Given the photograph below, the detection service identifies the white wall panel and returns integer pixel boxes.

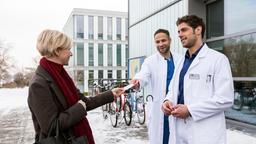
[84,43,88,66]
[129,0,187,59]
[129,0,180,25]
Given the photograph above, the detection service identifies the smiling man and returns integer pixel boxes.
[130,29,182,144]
[162,15,234,144]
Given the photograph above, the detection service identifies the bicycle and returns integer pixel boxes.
[109,82,132,127]
[126,89,146,125]
[92,79,112,119]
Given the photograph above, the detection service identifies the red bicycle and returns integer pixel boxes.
[109,83,132,127]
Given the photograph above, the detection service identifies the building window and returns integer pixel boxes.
[116,44,122,66]
[88,70,94,89]
[98,70,103,79]
[88,16,94,39]
[206,0,224,38]
[98,43,103,66]
[208,33,256,78]
[125,70,128,79]
[88,43,94,66]
[117,70,122,79]
[77,43,84,65]
[107,44,112,66]
[207,32,256,124]
[125,18,128,40]
[89,70,94,80]
[224,0,256,35]
[76,70,84,92]
[98,16,103,40]
[76,70,84,82]
[76,15,84,39]
[108,70,112,78]
[116,18,121,40]
[107,17,112,40]
[125,44,128,66]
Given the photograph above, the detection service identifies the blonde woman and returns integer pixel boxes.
[28,29,124,144]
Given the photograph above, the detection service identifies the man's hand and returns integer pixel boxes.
[171,104,190,119]
[130,79,140,89]
[162,100,175,116]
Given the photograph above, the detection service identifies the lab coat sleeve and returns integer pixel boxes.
[187,56,234,122]
[133,58,151,88]
[164,78,175,104]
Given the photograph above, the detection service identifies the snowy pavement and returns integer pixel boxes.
[0,87,255,144]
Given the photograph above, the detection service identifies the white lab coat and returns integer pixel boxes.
[166,44,234,144]
[134,52,182,144]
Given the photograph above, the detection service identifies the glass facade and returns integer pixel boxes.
[68,11,127,93]
[116,18,121,40]
[98,16,103,40]
[98,43,103,66]
[76,15,84,39]
[107,17,113,40]
[76,43,84,65]
[88,43,94,66]
[225,0,256,35]
[88,16,94,39]
[207,0,256,38]
[116,44,122,66]
[206,0,224,38]
[206,0,256,125]
[107,44,113,66]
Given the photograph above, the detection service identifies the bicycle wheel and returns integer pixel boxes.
[109,98,121,127]
[232,91,243,110]
[136,96,146,125]
[124,101,132,126]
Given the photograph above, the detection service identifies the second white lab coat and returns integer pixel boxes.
[134,52,182,144]
[166,44,234,144]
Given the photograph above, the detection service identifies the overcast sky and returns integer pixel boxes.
[0,0,128,70]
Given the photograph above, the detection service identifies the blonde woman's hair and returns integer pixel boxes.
[36,29,72,57]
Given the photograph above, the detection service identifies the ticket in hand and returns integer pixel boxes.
[123,84,135,91]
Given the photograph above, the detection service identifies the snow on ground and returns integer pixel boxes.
[0,87,255,144]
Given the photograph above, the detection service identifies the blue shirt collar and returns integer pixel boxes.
[185,43,204,59]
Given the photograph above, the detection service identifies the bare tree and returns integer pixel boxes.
[0,39,13,86]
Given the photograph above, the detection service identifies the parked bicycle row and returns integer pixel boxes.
[90,79,153,128]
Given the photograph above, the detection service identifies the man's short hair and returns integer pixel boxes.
[176,15,205,38]
[37,29,72,57]
[154,29,170,37]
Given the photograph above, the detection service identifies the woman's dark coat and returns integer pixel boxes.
[28,66,114,142]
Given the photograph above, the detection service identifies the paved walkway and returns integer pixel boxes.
[0,107,34,144]
[0,106,255,144]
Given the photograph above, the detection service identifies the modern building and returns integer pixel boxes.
[63,8,128,93]
[129,0,256,125]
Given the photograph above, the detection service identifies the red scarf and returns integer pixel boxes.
[40,57,94,144]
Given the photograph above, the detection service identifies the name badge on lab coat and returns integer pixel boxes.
[189,74,200,80]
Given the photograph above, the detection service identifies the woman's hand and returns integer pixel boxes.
[111,88,125,99]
